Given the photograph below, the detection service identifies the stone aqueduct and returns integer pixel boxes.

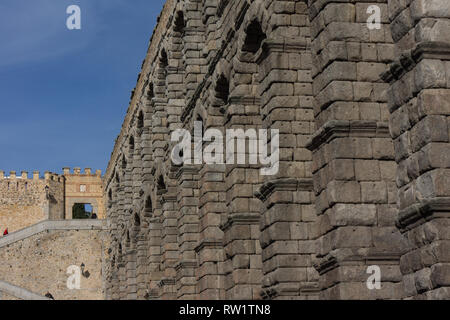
[103,0,450,300]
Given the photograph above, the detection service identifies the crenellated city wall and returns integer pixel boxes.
[0,167,107,301]
[0,170,64,233]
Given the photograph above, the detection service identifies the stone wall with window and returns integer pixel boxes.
[0,167,104,233]
[63,167,105,220]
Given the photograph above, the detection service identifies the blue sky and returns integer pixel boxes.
[0,0,165,176]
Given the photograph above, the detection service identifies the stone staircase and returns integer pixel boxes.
[0,280,51,300]
[0,219,107,300]
[0,219,106,248]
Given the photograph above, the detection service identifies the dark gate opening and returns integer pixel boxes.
[72,203,96,219]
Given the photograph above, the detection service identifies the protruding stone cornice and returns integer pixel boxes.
[175,165,200,180]
[160,192,177,204]
[220,213,260,232]
[152,97,169,106]
[381,41,450,84]
[228,96,261,105]
[157,278,176,288]
[256,38,308,64]
[397,197,450,233]
[148,217,161,224]
[306,120,390,151]
[183,26,206,35]
[255,178,313,203]
[314,255,338,275]
[194,238,223,253]
[314,250,402,275]
[261,282,319,300]
[174,260,198,272]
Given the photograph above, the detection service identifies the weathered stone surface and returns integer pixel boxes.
[0,168,104,233]
[99,0,450,301]
[0,221,107,300]
[385,0,450,300]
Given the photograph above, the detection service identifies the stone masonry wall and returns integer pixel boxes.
[103,0,450,300]
[0,168,105,234]
[0,226,107,300]
[0,292,19,300]
[0,171,64,233]
[307,0,408,299]
[382,0,450,299]
[63,167,105,220]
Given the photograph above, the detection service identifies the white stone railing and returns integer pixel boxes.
[0,219,106,248]
[0,280,52,300]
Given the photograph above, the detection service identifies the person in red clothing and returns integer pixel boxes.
[3,228,8,236]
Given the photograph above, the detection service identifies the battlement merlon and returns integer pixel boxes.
[0,170,63,181]
[0,168,102,180]
[62,167,102,177]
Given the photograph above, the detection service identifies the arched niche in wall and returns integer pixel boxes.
[137,111,144,131]
[156,175,167,194]
[174,10,186,33]
[215,74,230,110]
[242,19,266,54]
[144,195,153,216]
